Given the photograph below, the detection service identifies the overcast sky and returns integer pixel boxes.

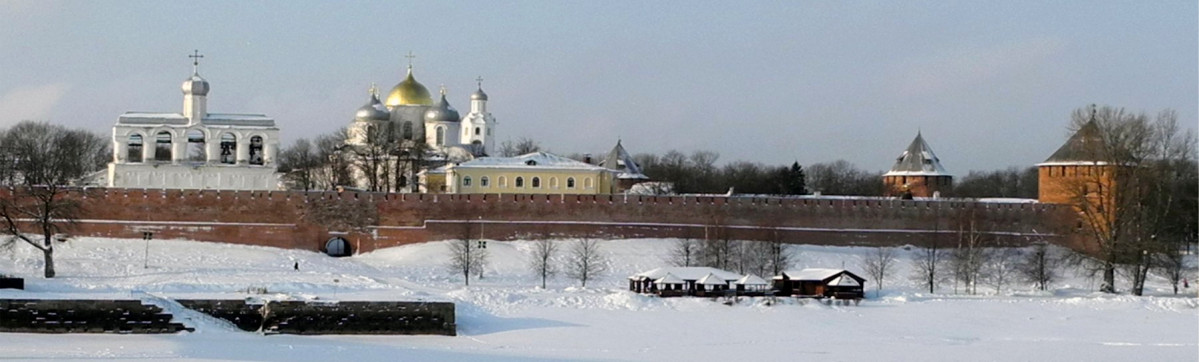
[0,1,1194,172]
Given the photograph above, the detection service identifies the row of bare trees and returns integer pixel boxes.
[446,224,610,288]
[666,226,795,278]
[1059,106,1196,295]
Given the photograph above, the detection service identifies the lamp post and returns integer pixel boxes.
[142,231,153,269]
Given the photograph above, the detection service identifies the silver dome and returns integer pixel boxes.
[182,74,209,96]
[424,93,460,124]
[355,94,390,121]
[470,88,488,101]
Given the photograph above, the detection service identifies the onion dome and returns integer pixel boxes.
[470,87,488,101]
[355,90,390,121]
[385,67,433,107]
[181,73,209,96]
[424,88,460,124]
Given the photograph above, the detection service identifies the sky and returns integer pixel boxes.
[0,1,1195,172]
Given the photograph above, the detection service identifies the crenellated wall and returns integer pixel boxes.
[3,188,1083,254]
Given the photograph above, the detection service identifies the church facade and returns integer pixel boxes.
[344,62,497,193]
[106,54,282,190]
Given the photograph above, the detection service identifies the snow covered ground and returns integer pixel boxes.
[1,237,1195,361]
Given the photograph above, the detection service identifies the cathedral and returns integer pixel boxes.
[343,60,497,192]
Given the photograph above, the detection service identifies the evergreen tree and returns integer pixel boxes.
[786,161,807,195]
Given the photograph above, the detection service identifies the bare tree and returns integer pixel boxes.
[1056,105,1195,295]
[911,243,944,294]
[949,208,987,295]
[313,129,352,190]
[667,237,700,267]
[349,123,398,192]
[499,137,542,157]
[1019,242,1059,291]
[447,223,488,286]
[529,239,558,288]
[0,121,107,278]
[565,238,608,288]
[861,247,897,297]
[982,248,1018,294]
[278,138,322,191]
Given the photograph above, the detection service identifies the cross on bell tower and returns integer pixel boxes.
[476,76,484,89]
[189,50,204,74]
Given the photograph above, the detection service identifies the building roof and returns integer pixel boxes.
[883,132,950,177]
[734,274,769,285]
[452,152,610,171]
[630,267,743,282]
[653,273,685,285]
[773,268,865,284]
[117,112,275,127]
[826,275,862,287]
[598,140,648,180]
[1038,120,1108,166]
[696,273,729,285]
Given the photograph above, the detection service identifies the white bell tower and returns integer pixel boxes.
[460,76,496,156]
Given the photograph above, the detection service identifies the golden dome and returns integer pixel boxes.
[385,67,433,107]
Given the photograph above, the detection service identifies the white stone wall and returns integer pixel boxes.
[107,163,281,190]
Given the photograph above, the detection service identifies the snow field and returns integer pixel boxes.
[0,236,1195,361]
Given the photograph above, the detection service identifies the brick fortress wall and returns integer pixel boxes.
[9,188,1083,254]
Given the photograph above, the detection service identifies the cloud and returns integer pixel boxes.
[0,83,72,128]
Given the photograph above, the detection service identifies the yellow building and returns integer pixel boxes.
[438,152,618,194]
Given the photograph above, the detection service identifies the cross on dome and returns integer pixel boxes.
[189,50,204,74]
[405,51,416,69]
[475,76,484,89]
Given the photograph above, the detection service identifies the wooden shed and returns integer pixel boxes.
[772,269,866,299]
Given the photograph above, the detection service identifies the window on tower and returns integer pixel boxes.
[436,126,446,146]
[127,134,144,163]
[154,131,173,162]
[249,136,264,165]
[475,127,480,135]
[219,133,237,164]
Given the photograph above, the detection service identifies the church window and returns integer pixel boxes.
[436,126,446,146]
[567,177,575,188]
[186,130,206,163]
[154,131,173,162]
[463,176,472,187]
[249,136,264,165]
[516,177,525,188]
[219,133,236,164]
[475,127,480,135]
[498,176,507,187]
[532,177,541,188]
[127,134,143,163]
[402,122,414,140]
[584,177,593,189]
[550,177,558,188]
[480,176,490,187]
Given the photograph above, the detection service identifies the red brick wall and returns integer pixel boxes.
[5,188,1083,254]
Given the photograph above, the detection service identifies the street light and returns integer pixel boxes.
[142,231,153,269]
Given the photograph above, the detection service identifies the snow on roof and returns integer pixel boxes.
[452,152,610,171]
[653,273,685,285]
[631,267,743,282]
[827,275,861,287]
[696,273,729,285]
[598,140,648,179]
[883,132,950,177]
[734,274,769,285]
[774,268,846,281]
